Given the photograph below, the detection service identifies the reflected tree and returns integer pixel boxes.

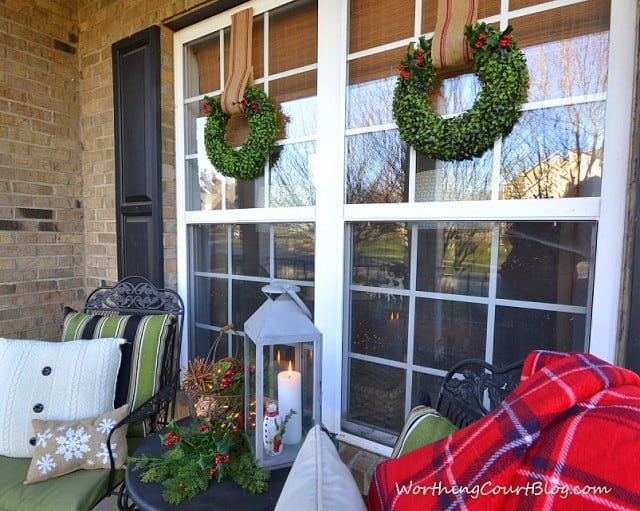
[501,33,607,199]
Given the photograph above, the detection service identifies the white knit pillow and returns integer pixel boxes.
[0,337,125,458]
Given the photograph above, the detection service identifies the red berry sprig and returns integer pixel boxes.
[162,431,180,447]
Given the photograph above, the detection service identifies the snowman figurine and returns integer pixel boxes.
[263,401,283,456]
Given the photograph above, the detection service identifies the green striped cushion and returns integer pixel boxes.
[391,406,458,458]
[61,310,175,437]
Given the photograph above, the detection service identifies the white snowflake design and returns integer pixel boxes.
[96,417,117,435]
[36,453,56,475]
[95,442,117,465]
[36,428,53,448]
[55,427,91,462]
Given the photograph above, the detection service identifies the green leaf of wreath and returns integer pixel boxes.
[393,22,529,162]
[203,85,278,180]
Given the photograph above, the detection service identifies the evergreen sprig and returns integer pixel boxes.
[129,415,270,505]
[393,22,529,161]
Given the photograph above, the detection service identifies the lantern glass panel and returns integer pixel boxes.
[244,337,319,468]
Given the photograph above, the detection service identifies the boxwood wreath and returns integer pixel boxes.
[393,22,529,161]
[203,85,277,180]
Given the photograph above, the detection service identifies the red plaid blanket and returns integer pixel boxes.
[369,351,640,510]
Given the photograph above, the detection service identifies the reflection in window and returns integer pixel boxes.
[494,307,586,367]
[346,131,408,204]
[270,142,316,207]
[274,223,315,281]
[523,32,608,102]
[413,298,487,370]
[497,222,596,306]
[346,359,405,433]
[501,103,604,199]
[416,223,492,297]
[344,220,596,442]
[415,150,493,202]
[346,75,396,130]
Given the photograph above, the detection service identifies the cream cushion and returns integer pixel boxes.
[0,338,125,458]
[275,425,367,511]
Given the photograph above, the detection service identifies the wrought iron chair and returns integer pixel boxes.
[82,276,185,510]
[435,358,524,428]
[0,276,184,511]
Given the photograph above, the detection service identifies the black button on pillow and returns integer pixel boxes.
[33,403,44,413]
[29,437,36,446]
[42,366,52,376]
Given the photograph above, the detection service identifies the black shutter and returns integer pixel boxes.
[112,26,164,287]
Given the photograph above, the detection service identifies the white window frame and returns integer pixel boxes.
[174,0,638,455]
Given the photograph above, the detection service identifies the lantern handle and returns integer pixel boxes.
[262,280,312,320]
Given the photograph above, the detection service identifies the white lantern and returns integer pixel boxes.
[243,282,322,469]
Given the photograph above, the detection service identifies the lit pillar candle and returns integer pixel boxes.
[277,361,302,444]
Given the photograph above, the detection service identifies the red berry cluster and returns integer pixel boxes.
[215,454,231,465]
[163,432,180,447]
[398,47,426,80]
[499,33,511,48]
[240,98,260,114]
[219,368,236,391]
[474,32,488,48]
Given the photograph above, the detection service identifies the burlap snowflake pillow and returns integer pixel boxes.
[25,404,129,484]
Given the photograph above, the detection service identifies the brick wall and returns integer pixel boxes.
[0,1,83,339]
[0,0,205,338]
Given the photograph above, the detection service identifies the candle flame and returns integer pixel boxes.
[277,350,281,363]
[288,360,293,375]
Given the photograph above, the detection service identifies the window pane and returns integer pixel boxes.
[350,290,408,362]
[413,298,487,370]
[346,131,408,204]
[416,222,492,296]
[270,73,317,139]
[514,1,609,56]
[231,279,268,330]
[352,222,410,288]
[346,359,405,433]
[270,142,316,207]
[497,222,596,306]
[411,372,444,410]
[193,224,228,273]
[416,151,492,201]
[347,53,396,129]
[269,0,318,74]
[501,103,605,199]
[523,32,608,103]
[194,276,228,326]
[274,223,315,281]
[186,33,221,97]
[349,0,414,53]
[494,307,587,366]
[232,224,270,277]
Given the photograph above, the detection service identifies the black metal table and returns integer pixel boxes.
[125,425,290,511]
